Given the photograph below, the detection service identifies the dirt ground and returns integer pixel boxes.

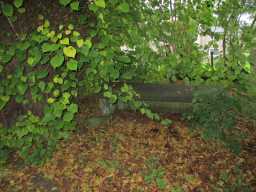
[0,98,255,192]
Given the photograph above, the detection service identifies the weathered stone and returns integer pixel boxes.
[84,116,110,128]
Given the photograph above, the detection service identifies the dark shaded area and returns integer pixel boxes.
[0,0,89,43]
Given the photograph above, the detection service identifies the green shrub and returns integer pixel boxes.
[235,73,256,121]
[190,87,242,154]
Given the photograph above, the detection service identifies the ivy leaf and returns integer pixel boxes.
[62,92,71,105]
[0,96,10,110]
[59,0,72,7]
[17,83,28,95]
[42,112,55,124]
[67,59,78,71]
[50,53,64,68]
[47,97,55,104]
[53,102,65,118]
[53,89,60,97]
[70,1,79,11]
[0,48,15,63]
[38,81,46,91]
[2,3,14,17]
[41,43,60,53]
[67,103,78,113]
[103,91,117,103]
[43,20,50,28]
[36,70,49,79]
[95,0,105,8]
[16,41,31,51]
[60,37,70,45]
[76,39,84,48]
[84,39,92,49]
[72,31,80,37]
[13,0,23,8]
[27,47,42,66]
[68,24,74,30]
[63,46,76,58]
[117,3,130,13]
[63,111,74,122]
[45,82,54,93]
[53,75,63,84]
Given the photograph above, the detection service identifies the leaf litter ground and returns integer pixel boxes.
[0,98,256,192]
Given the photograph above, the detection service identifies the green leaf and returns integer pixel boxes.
[57,33,63,39]
[70,1,79,11]
[117,55,131,63]
[63,46,76,58]
[62,92,71,104]
[41,43,60,52]
[60,37,70,45]
[160,119,172,126]
[59,0,72,6]
[50,53,64,68]
[79,47,90,58]
[0,96,10,110]
[27,47,42,66]
[53,89,60,97]
[63,111,74,122]
[103,91,117,103]
[68,24,74,30]
[95,0,105,8]
[0,48,15,63]
[38,81,46,91]
[17,83,28,95]
[36,70,48,79]
[43,20,50,28]
[67,103,78,113]
[53,102,65,118]
[76,39,84,48]
[2,3,14,17]
[67,59,78,71]
[45,82,54,93]
[47,97,55,104]
[13,0,23,8]
[156,178,167,190]
[72,31,80,37]
[16,41,30,51]
[53,75,64,84]
[117,3,129,13]
[84,39,92,48]
[31,33,48,43]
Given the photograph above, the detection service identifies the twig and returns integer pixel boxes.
[0,1,20,39]
[6,16,20,39]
